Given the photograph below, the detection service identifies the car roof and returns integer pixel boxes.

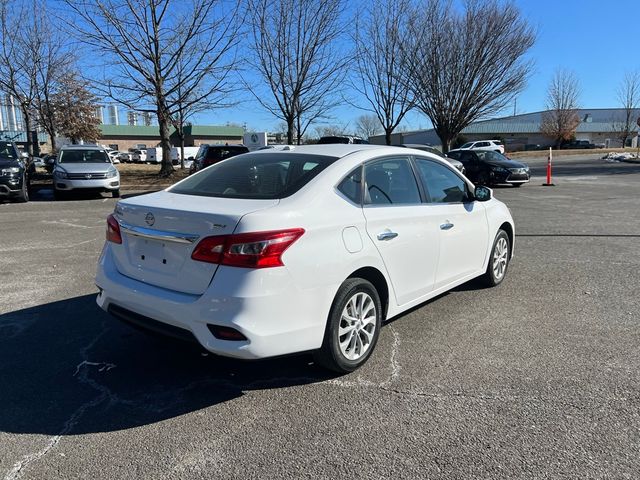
[60,144,106,151]
[250,144,407,158]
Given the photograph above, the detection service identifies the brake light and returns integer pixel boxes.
[106,214,122,244]
[191,228,305,268]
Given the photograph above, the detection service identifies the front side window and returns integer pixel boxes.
[475,151,508,163]
[364,158,421,205]
[59,150,110,163]
[415,159,469,204]
[170,152,337,199]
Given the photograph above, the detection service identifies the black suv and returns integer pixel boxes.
[0,141,30,202]
[189,144,250,174]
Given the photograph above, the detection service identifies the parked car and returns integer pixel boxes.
[189,144,250,174]
[446,150,529,187]
[96,145,515,372]
[0,141,30,202]
[107,150,121,164]
[318,136,369,144]
[129,149,147,163]
[394,144,466,175]
[456,140,505,154]
[561,140,595,149]
[53,145,120,200]
[30,156,45,168]
[117,152,132,163]
[43,154,57,173]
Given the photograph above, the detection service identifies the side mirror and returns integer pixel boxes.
[20,152,29,159]
[474,185,492,202]
[187,156,194,160]
[47,157,55,165]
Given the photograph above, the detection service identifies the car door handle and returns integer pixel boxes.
[377,231,398,241]
[440,222,454,230]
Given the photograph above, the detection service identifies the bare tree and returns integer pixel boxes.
[354,114,381,139]
[246,0,348,145]
[613,71,640,148]
[0,0,44,155]
[540,69,581,148]
[351,0,412,145]
[52,72,102,144]
[63,0,240,176]
[314,122,351,139]
[402,0,535,152]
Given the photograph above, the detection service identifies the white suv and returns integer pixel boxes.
[457,140,505,154]
[53,145,120,199]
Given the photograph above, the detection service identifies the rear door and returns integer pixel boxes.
[362,157,441,305]
[413,158,489,289]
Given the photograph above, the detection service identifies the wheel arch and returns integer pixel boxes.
[499,221,514,258]
[347,266,390,321]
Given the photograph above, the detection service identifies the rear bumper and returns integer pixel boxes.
[95,244,332,359]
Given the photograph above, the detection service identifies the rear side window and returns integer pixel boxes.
[364,158,421,205]
[337,167,362,204]
[170,153,338,199]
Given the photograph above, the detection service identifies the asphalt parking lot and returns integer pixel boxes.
[1,154,640,479]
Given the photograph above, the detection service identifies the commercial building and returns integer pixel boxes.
[370,108,640,150]
[97,124,245,152]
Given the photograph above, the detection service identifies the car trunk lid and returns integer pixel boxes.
[111,191,279,295]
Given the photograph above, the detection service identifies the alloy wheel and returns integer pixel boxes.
[338,292,377,361]
[492,237,509,280]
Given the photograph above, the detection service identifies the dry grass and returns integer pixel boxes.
[508,147,638,159]
[115,163,190,187]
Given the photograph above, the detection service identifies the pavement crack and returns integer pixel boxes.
[4,323,119,480]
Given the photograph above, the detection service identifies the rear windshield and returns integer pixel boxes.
[318,136,350,144]
[203,146,249,161]
[59,149,110,163]
[170,152,339,199]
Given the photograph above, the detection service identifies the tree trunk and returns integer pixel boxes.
[287,117,295,145]
[157,109,174,177]
[21,106,33,155]
[385,128,392,145]
[437,130,452,153]
[179,131,185,169]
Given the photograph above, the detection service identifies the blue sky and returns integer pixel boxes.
[80,0,638,133]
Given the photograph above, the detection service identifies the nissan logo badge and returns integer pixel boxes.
[145,212,155,226]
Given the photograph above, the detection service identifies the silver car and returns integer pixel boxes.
[53,145,120,200]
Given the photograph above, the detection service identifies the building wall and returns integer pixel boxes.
[98,136,243,152]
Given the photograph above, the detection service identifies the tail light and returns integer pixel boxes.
[191,228,304,268]
[106,214,122,244]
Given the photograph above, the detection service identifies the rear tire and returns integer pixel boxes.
[313,278,382,373]
[480,229,510,287]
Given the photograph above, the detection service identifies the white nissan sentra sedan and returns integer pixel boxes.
[96,145,514,372]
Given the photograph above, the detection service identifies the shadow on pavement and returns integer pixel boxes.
[0,294,334,436]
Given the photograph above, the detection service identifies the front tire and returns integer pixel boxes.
[16,176,29,202]
[313,278,382,373]
[112,189,120,198]
[480,229,510,287]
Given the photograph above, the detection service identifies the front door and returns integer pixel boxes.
[362,157,441,306]
[413,158,490,289]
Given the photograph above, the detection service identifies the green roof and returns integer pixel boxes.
[99,124,244,137]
